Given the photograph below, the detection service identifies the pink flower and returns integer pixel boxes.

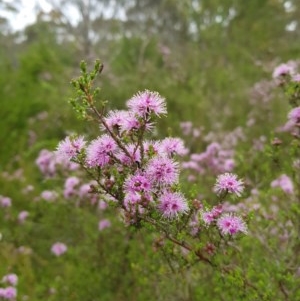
[0,196,12,208]
[18,211,29,223]
[159,137,188,157]
[158,191,189,218]
[98,219,111,231]
[271,174,294,194]
[180,121,193,135]
[127,90,167,117]
[98,200,108,210]
[41,190,57,201]
[124,191,142,207]
[124,172,152,194]
[145,156,179,186]
[292,73,300,82]
[2,274,18,286]
[217,214,247,235]
[288,107,300,124]
[51,242,67,256]
[35,149,57,176]
[0,286,17,299]
[272,63,294,78]
[79,183,91,197]
[65,176,80,189]
[105,110,154,133]
[86,135,118,167]
[201,211,215,225]
[56,136,86,159]
[116,143,141,165]
[214,173,244,197]
[201,205,223,225]
[143,140,161,157]
[64,176,80,198]
[103,110,130,131]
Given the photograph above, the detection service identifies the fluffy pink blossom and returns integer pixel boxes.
[201,205,223,225]
[124,191,142,207]
[214,173,244,197]
[103,110,130,131]
[146,156,179,185]
[143,140,161,157]
[56,136,86,159]
[127,90,167,117]
[86,135,118,167]
[98,219,111,231]
[2,274,18,286]
[288,107,300,124]
[116,143,141,165]
[201,211,215,225]
[271,174,294,194]
[217,214,247,235]
[124,172,152,194]
[159,137,188,157]
[51,242,67,256]
[158,191,189,218]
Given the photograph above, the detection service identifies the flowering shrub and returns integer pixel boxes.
[0,59,299,301]
[53,60,250,267]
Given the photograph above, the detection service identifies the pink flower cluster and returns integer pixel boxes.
[182,142,235,179]
[53,86,248,254]
[36,149,79,177]
[201,206,247,235]
[180,124,245,181]
[0,273,18,300]
[55,90,192,220]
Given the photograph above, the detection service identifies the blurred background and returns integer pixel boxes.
[1,0,299,165]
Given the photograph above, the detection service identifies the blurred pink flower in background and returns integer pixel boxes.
[2,274,18,286]
[271,174,294,194]
[272,63,295,78]
[51,242,67,256]
[98,219,111,231]
[0,196,12,208]
[56,136,86,159]
[0,286,17,300]
[41,190,57,202]
[18,211,29,223]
